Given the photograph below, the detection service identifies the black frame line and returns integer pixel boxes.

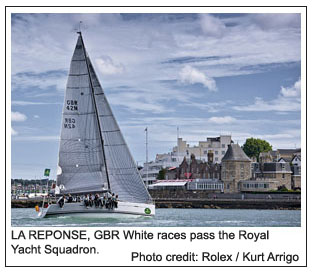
[5,5,308,268]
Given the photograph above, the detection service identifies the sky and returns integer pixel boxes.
[11,13,302,179]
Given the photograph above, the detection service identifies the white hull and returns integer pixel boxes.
[40,201,155,218]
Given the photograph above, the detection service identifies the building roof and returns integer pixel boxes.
[270,150,279,157]
[191,178,223,184]
[291,155,301,162]
[278,148,301,155]
[207,136,220,142]
[148,180,189,188]
[205,136,234,143]
[278,157,292,163]
[221,144,251,162]
[263,162,292,173]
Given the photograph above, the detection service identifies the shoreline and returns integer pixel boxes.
[11,198,300,210]
[154,198,300,210]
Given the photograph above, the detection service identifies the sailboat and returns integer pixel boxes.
[40,32,155,218]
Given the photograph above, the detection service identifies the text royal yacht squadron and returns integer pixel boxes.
[39,32,155,218]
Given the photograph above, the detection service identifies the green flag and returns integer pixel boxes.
[44,168,50,177]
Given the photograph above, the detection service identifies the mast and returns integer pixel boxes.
[145,127,148,186]
[78,32,111,191]
[177,126,179,163]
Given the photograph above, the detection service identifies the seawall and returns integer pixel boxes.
[11,190,301,209]
[150,190,301,210]
[154,199,300,210]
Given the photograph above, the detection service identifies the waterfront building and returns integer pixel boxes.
[140,153,180,185]
[172,135,232,163]
[255,162,292,190]
[221,144,252,193]
[148,179,190,190]
[148,179,224,192]
[251,162,261,179]
[258,148,301,191]
[259,148,301,163]
[259,152,274,163]
[140,134,231,184]
[187,178,224,191]
[278,148,301,161]
[177,154,221,180]
[239,179,279,192]
[291,165,301,189]
[291,155,301,166]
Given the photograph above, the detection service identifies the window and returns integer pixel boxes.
[215,151,218,155]
[227,184,230,189]
[222,144,225,148]
[215,157,218,161]
[222,151,225,155]
[204,150,207,154]
[240,172,244,178]
[282,173,285,179]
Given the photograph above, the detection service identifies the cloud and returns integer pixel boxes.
[252,13,300,30]
[200,14,226,37]
[280,79,301,97]
[120,115,300,154]
[179,65,217,91]
[11,13,300,97]
[233,79,301,112]
[11,111,27,122]
[108,90,171,114]
[34,115,40,119]
[11,127,18,136]
[12,135,59,142]
[12,70,67,93]
[208,116,236,124]
[10,13,301,169]
[95,56,125,75]
[12,100,62,106]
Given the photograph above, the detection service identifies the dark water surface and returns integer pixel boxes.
[11,208,300,227]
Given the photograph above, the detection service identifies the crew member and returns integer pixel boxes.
[68,193,73,203]
[114,194,119,208]
[57,195,66,208]
[84,194,90,207]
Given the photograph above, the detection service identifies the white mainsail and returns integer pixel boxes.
[57,33,152,204]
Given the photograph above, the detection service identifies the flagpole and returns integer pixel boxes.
[177,126,179,163]
[145,127,148,186]
[39,168,50,217]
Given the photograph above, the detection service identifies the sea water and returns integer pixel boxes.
[11,208,300,227]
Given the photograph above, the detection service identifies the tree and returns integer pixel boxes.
[242,138,272,161]
[157,168,166,180]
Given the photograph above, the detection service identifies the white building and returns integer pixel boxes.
[173,135,232,163]
[140,135,232,185]
[140,152,180,185]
